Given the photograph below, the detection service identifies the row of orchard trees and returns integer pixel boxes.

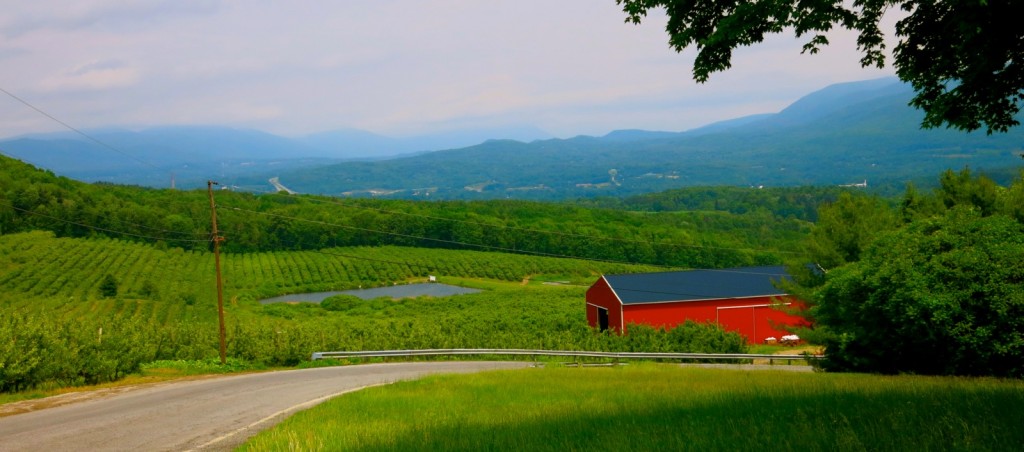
[0,229,751,392]
[0,312,206,392]
[0,231,657,316]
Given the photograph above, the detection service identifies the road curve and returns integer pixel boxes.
[0,361,532,451]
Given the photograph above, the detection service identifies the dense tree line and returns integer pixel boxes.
[0,155,814,269]
[797,168,1024,377]
[582,185,862,221]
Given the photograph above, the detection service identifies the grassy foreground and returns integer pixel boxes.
[241,365,1024,451]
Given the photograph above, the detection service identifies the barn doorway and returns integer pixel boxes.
[597,307,609,331]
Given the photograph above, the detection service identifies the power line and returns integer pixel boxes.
[0,86,212,230]
[67,206,210,238]
[0,84,805,260]
[1,201,212,244]
[257,191,809,257]
[219,205,677,269]
[5,200,792,301]
[0,86,806,263]
[220,204,810,276]
[0,87,162,171]
[251,242,796,301]
[286,247,441,274]
[0,150,210,239]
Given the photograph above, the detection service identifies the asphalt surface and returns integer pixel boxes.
[0,361,533,451]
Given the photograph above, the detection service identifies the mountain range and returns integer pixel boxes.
[247,77,1024,199]
[1,77,1021,198]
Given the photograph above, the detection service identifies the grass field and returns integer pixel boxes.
[240,365,1024,451]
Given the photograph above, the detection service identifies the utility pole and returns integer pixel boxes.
[208,180,227,365]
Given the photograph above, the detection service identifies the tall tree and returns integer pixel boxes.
[617,0,1024,133]
[807,192,897,270]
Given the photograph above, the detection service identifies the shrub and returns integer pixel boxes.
[814,208,1024,377]
[320,295,363,312]
[99,274,118,298]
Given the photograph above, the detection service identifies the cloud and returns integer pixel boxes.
[38,60,140,92]
[0,1,899,140]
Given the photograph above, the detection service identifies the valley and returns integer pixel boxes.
[0,89,1021,451]
[4,2,1023,448]
[4,78,1023,198]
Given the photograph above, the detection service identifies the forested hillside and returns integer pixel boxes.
[251,79,1024,199]
[0,155,825,269]
[582,185,860,221]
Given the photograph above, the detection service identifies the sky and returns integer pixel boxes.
[0,1,900,140]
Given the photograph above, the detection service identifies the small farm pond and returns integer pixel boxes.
[258,283,481,305]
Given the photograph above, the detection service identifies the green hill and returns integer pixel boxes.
[262,79,1023,199]
[0,154,815,268]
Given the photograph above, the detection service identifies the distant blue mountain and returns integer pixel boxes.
[682,113,774,135]
[0,126,315,170]
[0,124,556,188]
[752,77,909,128]
[298,125,554,159]
[3,76,1021,196]
[258,77,1023,199]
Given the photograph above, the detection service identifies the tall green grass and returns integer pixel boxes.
[241,365,1024,451]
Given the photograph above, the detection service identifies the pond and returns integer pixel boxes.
[258,283,481,305]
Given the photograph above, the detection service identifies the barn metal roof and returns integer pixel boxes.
[602,266,792,305]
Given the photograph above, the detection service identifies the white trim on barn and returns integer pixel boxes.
[716,302,792,311]
[616,293,789,306]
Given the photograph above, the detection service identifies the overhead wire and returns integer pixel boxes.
[222,170,809,259]
[0,201,212,244]
[1,193,798,300]
[0,87,212,230]
[218,204,663,268]
[97,218,211,238]
[279,246,442,275]
[56,201,212,238]
[0,200,796,301]
[0,87,162,171]
[1,87,808,270]
[219,204,809,278]
[234,234,797,301]
[254,190,810,257]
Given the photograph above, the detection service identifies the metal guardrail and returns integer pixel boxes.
[311,348,822,364]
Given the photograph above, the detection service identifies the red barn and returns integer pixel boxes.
[585,266,809,344]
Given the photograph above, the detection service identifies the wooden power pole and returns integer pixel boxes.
[208,181,227,365]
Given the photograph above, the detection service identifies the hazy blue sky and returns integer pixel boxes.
[0,1,900,139]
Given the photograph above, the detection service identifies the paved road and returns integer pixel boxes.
[0,361,532,451]
[267,177,297,195]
